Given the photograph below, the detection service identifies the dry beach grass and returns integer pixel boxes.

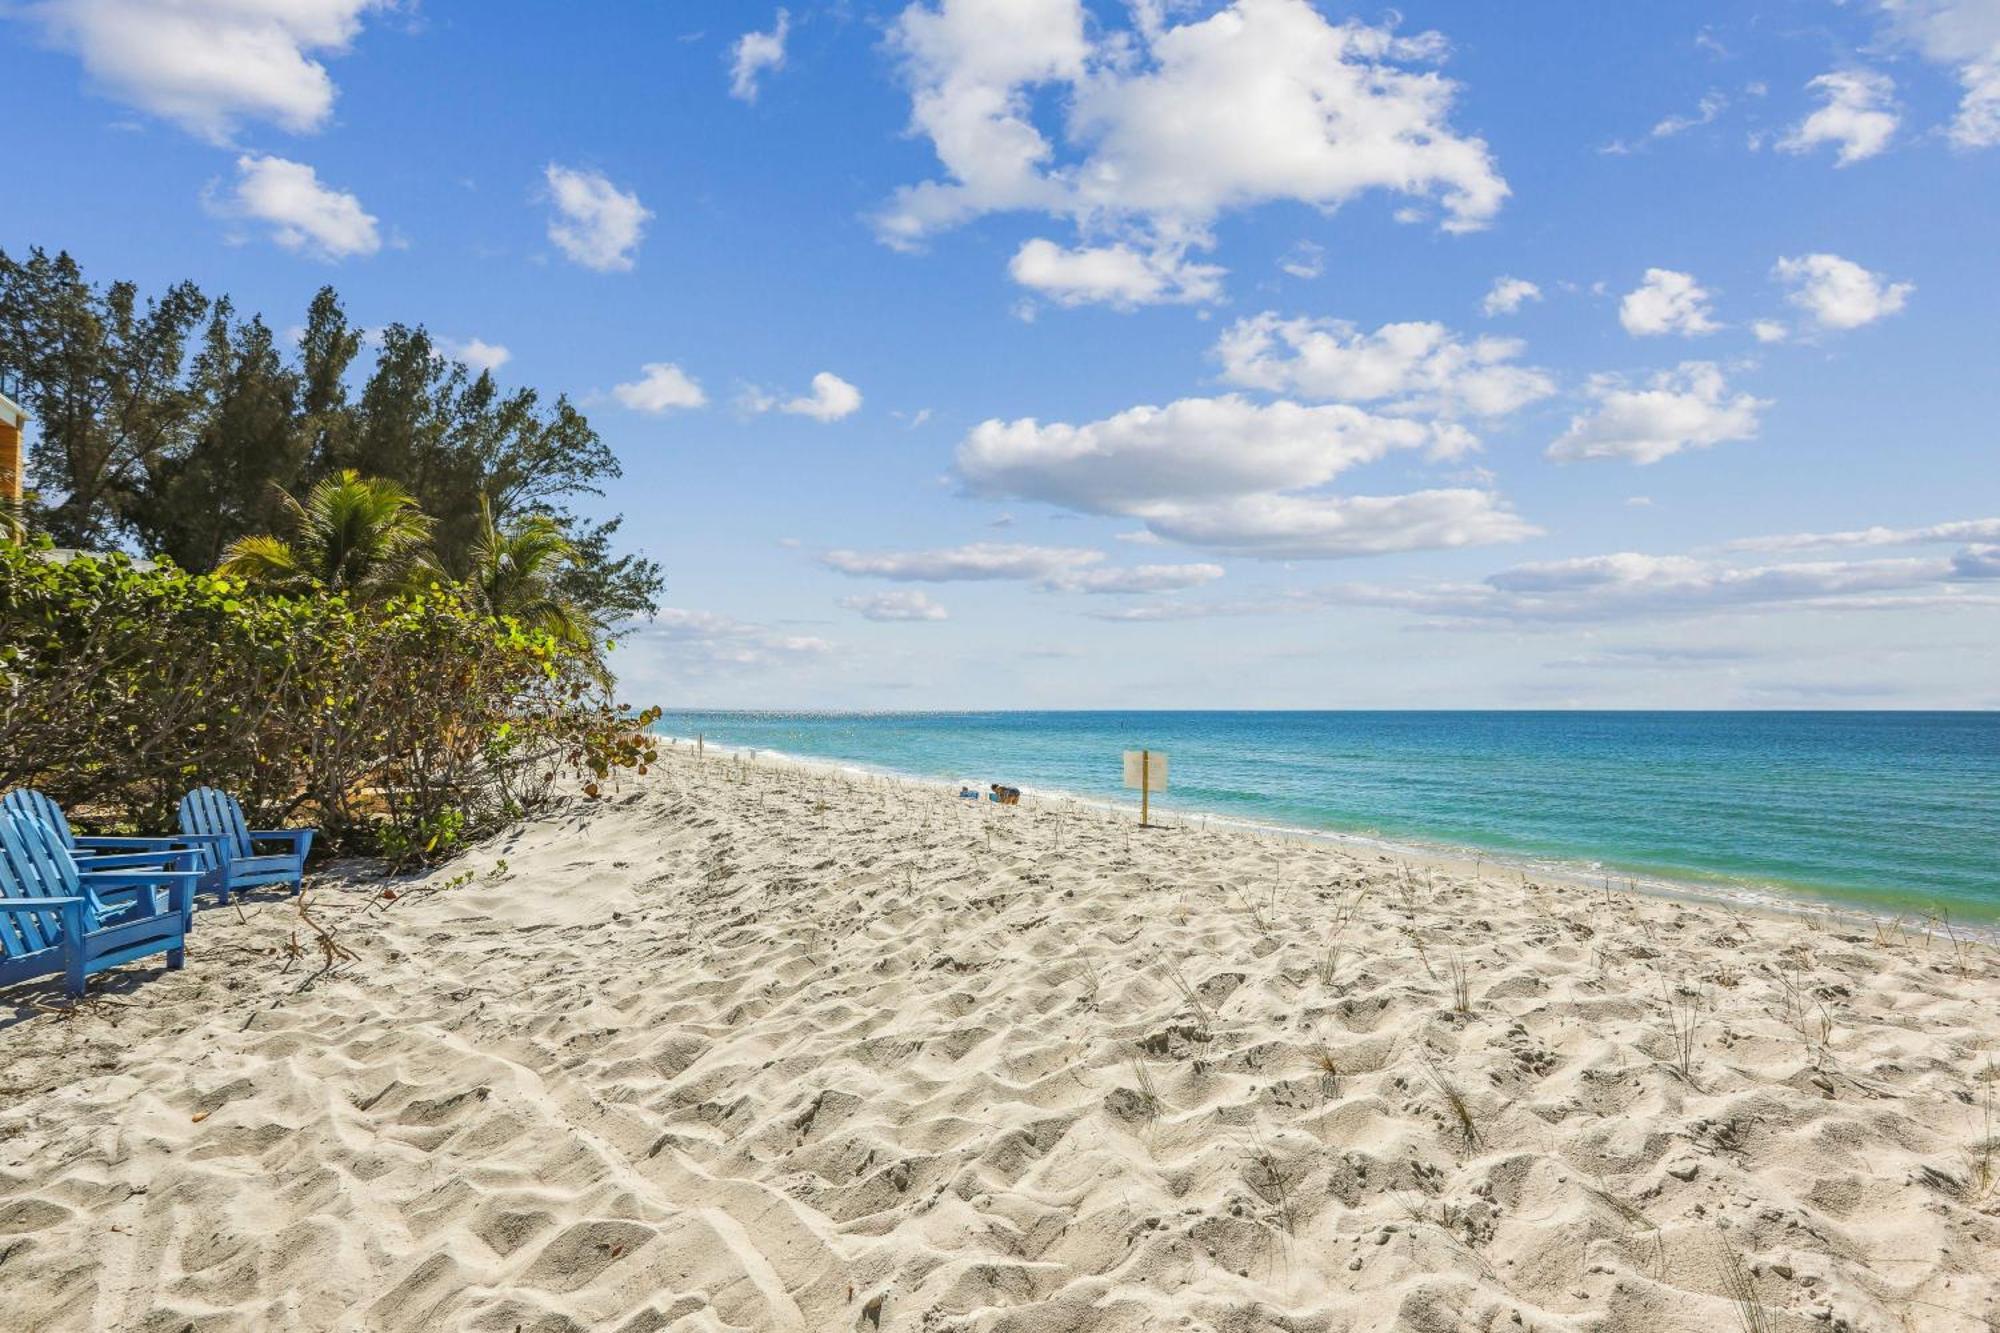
[2,745,1998,1331]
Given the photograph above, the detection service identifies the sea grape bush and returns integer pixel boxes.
[0,541,659,862]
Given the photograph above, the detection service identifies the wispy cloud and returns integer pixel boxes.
[624,608,833,675]
[1083,517,2000,628]
[729,9,790,103]
[1723,516,2000,553]
[839,590,948,621]
[820,542,1221,594]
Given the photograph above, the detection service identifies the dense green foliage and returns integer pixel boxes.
[0,542,659,863]
[0,247,662,624]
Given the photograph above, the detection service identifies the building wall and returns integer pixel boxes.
[0,393,24,503]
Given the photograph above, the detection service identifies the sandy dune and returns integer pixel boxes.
[2,746,1997,1331]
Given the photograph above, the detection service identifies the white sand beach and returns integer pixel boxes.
[3,745,1998,1332]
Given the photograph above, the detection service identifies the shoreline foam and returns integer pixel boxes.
[657,730,1991,942]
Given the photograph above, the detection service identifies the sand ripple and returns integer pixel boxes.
[2,748,1998,1331]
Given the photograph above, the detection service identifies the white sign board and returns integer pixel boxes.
[1122,750,1169,791]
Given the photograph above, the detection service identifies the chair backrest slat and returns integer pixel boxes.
[0,812,63,899]
[2,813,95,920]
[0,813,73,954]
[223,794,252,854]
[180,787,252,859]
[0,790,78,854]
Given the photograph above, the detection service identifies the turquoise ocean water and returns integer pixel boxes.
[654,711,1999,921]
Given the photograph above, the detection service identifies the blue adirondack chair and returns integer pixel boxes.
[0,810,198,999]
[177,788,315,904]
[1,790,205,918]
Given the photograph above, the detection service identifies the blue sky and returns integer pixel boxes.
[6,0,1998,708]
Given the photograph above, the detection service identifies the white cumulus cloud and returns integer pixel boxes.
[214,153,379,260]
[1618,268,1720,337]
[24,0,385,142]
[1481,276,1542,317]
[544,164,652,272]
[879,0,1507,302]
[959,396,1464,514]
[445,338,511,374]
[1009,238,1224,308]
[1215,314,1555,421]
[748,372,862,422]
[730,9,790,103]
[1773,253,1913,331]
[613,363,707,413]
[955,394,1535,559]
[1548,363,1767,465]
[1778,69,1899,165]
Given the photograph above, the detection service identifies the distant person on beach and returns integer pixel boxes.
[989,784,1020,805]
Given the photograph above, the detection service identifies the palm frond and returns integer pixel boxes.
[217,534,304,585]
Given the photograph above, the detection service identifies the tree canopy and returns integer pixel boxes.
[0,247,662,625]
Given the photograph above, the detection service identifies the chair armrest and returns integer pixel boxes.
[72,849,203,872]
[248,829,315,857]
[79,870,206,889]
[73,835,187,850]
[0,898,87,943]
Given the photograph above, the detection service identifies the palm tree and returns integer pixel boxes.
[455,496,599,653]
[219,470,434,596]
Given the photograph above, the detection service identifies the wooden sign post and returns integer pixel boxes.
[1122,749,1169,827]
